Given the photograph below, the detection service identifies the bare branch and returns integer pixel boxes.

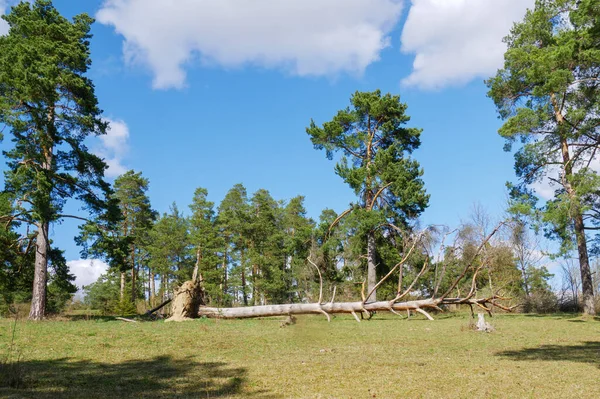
[307,258,324,304]
[440,221,506,300]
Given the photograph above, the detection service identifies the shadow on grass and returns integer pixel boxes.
[497,341,600,368]
[0,356,279,398]
[518,313,581,319]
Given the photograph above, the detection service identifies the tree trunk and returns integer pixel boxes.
[150,270,156,306]
[192,248,201,282]
[130,246,136,304]
[241,249,248,306]
[519,261,530,297]
[146,267,151,306]
[222,255,228,298]
[574,212,595,314]
[29,111,54,321]
[196,297,500,320]
[29,222,49,320]
[251,264,257,306]
[120,272,126,301]
[367,230,377,302]
[560,136,595,315]
[553,94,596,315]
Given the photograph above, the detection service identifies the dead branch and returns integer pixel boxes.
[365,230,425,303]
[440,221,506,300]
[144,298,172,317]
[115,317,137,323]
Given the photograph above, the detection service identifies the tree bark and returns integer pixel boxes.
[367,230,377,302]
[196,297,505,320]
[29,222,49,320]
[130,245,136,304]
[560,136,595,315]
[150,270,156,306]
[553,93,595,315]
[120,272,126,301]
[574,212,595,314]
[240,249,248,306]
[192,248,201,282]
[222,255,228,298]
[29,109,54,321]
[251,264,257,306]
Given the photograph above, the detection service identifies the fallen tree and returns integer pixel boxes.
[172,222,517,322]
[196,296,511,322]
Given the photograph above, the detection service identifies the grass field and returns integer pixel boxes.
[0,312,598,398]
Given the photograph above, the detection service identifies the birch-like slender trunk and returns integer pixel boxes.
[150,270,156,306]
[192,248,201,282]
[130,246,136,304]
[240,249,248,306]
[120,272,125,301]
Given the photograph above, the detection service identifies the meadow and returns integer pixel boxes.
[0,313,599,398]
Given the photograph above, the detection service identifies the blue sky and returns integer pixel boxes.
[1,0,546,288]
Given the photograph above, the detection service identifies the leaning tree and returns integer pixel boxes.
[306,90,429,302]
[0,1,112,320]
[487,0,600,315]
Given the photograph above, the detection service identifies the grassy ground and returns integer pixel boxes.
[0,312,598,398]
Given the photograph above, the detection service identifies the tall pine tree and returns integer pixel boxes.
[0,1,112,319]
[307,90,429,301]
[487,0,600,314]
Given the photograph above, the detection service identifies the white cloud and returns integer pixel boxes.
[0,1,10,36]
[400,0,533,90]
[94,118,130,178]
[67,259,110,299]
[96,0,404,89]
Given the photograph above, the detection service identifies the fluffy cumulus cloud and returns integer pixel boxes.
[94,118,130,178]
[400,0,534,90]
[67,259,110,298]
[97,0,404,89]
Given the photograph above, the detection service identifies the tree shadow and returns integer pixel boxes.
[0,356,280,398]
[519,313,580,319]
[497,341,600,368]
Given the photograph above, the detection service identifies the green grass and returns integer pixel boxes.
[0,313,598,398]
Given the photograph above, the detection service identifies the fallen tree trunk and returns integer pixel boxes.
[172,222,517,322]
[197,296,509,322]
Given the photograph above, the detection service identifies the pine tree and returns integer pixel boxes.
[0,1,112,319]
[282,196,314,302]
[217,184,251,305]
[189,187,225,305]
[307,90,429,301]
[247,189,286,304]
[487,0,600,314]
[113,171,156,304]
[147,204,191,301]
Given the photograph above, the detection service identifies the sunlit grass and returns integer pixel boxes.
[0,312,598,398]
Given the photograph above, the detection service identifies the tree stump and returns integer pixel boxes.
[476,313,494,332]
[165,280,205,322]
